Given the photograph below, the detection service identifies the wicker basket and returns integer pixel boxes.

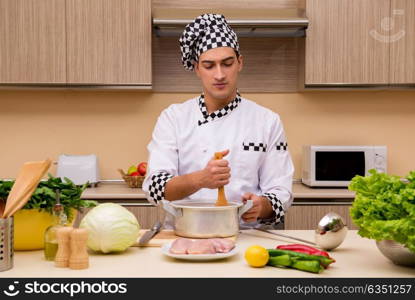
[118,169,145,188]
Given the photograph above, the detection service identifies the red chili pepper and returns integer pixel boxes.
[276,244,334,261]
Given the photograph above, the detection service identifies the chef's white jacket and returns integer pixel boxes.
[142,93,294,228]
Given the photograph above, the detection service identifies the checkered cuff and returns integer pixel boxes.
[148,172,174,203]
[258,193,285,226]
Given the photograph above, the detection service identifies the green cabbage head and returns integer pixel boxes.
[80,203,140,253]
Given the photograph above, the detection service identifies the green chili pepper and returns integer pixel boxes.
[267,249,334,268]
[267,254,292,267]
[291,260,323,273]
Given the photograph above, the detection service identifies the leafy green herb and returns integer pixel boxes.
[0,174,97,219]
[349,169,415,252]
[0,180,13,200]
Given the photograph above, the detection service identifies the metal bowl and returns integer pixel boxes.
[376,240,415,267]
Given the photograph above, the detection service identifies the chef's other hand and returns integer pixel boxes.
[200,149,230,189]
[241,193,272,223]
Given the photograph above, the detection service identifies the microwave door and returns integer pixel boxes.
[315,151,365,186]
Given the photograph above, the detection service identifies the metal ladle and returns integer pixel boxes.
[314,212,348,250]
[254,212,348,251]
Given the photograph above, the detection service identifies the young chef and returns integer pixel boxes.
[143,14,294,228]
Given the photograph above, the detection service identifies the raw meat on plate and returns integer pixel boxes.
[169,238,194,254]
[209,238,235,253]
[187,239,216,254]
[169,237,235,254]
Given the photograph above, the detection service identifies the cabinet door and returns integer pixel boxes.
[305,0,390,85]
[74,204,165,229]
[0,0,66,84]
[125,205,166,229]
[390,0,415,84]
[66,0,152,85]
[284,204,358,230]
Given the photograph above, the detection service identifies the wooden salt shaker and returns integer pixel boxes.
[55,227,73,268]
[69,228,89,270]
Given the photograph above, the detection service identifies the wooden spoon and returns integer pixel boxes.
[214,152,228,206]
[5,175,43,218]
[2,159,51,218]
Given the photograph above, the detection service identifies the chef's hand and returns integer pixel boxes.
[199,149,231,189]
[241,193,273,223]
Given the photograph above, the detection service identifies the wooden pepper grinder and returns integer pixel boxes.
[55,227,74,268]
[69,228,89,270]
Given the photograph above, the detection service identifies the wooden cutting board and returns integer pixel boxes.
[133,230,237,247]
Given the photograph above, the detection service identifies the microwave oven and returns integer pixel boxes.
[301,145,387,187]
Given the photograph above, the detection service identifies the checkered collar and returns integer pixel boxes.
[197,92,242,126]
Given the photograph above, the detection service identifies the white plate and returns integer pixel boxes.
[161,242,238,261]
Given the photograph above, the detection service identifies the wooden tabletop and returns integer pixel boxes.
[2,230,414,278]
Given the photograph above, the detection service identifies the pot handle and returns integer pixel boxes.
[238,200,253,218]
[161,200,182,218]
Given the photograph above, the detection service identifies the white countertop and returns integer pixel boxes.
[1,230,413,278]
[81,181,146,200]
[81,182,355,200]
[292,182,355,199]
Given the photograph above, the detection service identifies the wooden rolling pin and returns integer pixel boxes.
[214,152,228,206]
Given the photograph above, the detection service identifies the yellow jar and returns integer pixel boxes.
[14,209,77,250]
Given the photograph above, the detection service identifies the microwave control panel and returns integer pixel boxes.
[373,146,387,173]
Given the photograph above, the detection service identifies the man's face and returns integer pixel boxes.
[194,47,243,101]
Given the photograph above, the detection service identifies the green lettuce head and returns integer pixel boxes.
[349,169,415,252]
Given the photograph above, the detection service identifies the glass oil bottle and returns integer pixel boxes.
[44,190,68,261]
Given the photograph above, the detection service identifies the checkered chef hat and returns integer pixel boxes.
[179,14,240,71]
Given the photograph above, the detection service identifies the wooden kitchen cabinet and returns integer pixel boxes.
[305,0,390,85]
[0,0,66,84]
[125,205,166,228]
[389,0,415,84]
[0,0,151,86]
[66,0,151,85]
[284,203,358,230]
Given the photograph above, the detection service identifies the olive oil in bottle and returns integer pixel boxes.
[44,191,67,261]
[44,242,59,260]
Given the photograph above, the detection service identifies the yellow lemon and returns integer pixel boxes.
[244,245,269,267]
